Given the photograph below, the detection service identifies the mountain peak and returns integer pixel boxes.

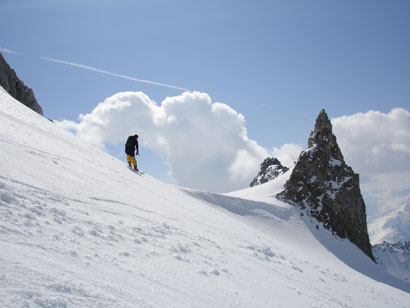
[277,110,374,261]
[307,109,345,162]
[310,109,331,142]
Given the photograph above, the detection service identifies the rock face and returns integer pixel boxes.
[0,52,43,115]
[277,109,374,261]
[250,157,289,187]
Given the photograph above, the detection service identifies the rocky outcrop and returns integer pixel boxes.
[0,52,43,115]
[277,109,374,261]
[250,157,289,187]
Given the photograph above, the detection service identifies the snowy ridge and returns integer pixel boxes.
[373,241,410,284]
[368,189,410,245]
[0,86,409,307]
[366,188,410,283]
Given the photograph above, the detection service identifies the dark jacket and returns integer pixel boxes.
[125,136,139,156]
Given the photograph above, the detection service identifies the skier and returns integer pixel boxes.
[125,134,139,171]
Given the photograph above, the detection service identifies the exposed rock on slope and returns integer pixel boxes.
[277,109,374,261]
[250,157,289,187]
[0,52,43,115]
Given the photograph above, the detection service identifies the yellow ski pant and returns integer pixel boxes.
[127,155,137,168]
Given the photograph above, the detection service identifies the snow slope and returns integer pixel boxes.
[1,86,409,307]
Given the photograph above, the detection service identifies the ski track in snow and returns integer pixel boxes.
[1,86,410,307]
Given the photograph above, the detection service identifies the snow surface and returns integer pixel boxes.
[1,86,410,307]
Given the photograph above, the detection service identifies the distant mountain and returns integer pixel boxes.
[373,241,410,284]
[368,192,410,283]
[277,109,374,261]
[367,189,410,245]
[250,157,289,187]
[0,52,43,115]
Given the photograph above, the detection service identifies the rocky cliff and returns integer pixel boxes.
[250,157,289,187]
[0,52,43,115]
[277,109,374,261]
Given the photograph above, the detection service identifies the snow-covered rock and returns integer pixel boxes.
[250,157,289,187]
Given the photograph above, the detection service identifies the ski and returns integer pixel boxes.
[128,166,144,174]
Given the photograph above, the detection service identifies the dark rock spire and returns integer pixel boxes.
[277,109,375,261]
[250,157,289,187]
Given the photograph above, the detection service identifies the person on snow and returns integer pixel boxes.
[125,134,139,171]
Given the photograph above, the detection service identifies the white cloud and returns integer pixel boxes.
[331,108,410,244]
[331,108,410,192]
[58,91,268,193]
[58,90,410,202]
[271,143,303,168]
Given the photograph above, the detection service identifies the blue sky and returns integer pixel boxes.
[1,0,409,191]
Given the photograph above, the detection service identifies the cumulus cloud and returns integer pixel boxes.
[271,143,303,168]
[58,91,268,192]
[332,108,410,244]
[332,108,410,192]
[57,89,409,199]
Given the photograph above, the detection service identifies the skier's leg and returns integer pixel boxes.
[131,156,137,170]
[127,155,132,167]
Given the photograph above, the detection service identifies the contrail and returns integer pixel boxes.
[0,47,191,91]
[41,57,191,92]
[0,47,21,55]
